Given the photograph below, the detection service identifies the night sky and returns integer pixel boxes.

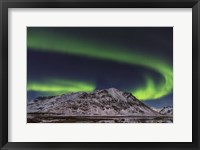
[27,27,173,108]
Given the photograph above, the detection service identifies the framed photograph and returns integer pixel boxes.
[0,0,199,149]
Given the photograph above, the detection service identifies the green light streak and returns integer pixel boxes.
[133,76,172,100]
[27,79,95,95]
[27,29,173,100]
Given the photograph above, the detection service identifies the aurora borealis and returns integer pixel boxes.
[28,79,95,95]
[27,27,173,107]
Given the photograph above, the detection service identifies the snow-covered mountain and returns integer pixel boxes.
[159,106,173,115]
[27,88,160,116]
[151,107,162,112]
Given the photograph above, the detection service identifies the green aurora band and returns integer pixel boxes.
[28,79,95,95]
[27,29,173,101]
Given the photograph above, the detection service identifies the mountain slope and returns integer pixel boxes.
[27,88,160,116]
[159,106,173,115]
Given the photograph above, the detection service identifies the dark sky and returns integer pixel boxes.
[27,27,173,108]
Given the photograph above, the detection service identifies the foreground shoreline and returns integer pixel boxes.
[27,113,173,123]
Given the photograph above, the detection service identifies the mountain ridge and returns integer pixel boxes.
[27,88,169,116]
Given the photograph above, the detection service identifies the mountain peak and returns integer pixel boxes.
[28,88,160,116]
[107,87,119,91]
